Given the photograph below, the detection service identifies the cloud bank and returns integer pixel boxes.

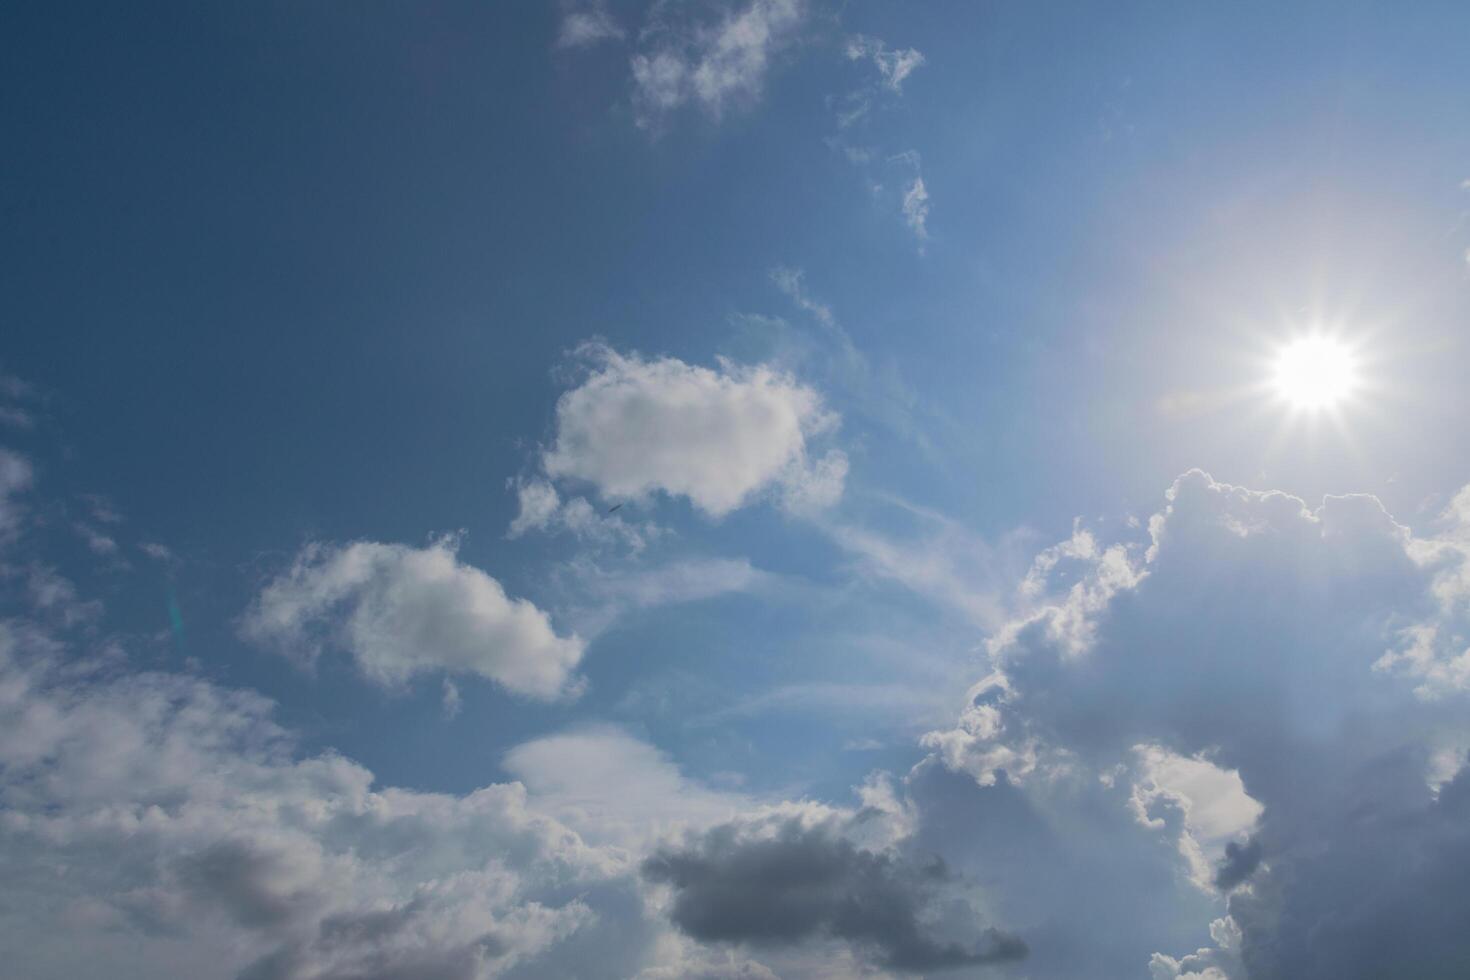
[918,469,1470,977]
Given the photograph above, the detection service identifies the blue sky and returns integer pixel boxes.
[3,2,1470,978]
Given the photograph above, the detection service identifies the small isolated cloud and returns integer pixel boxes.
[541,342,845,518]
[769,266,836,329]
[0,370,38,430]
[73,522,118,556]
[242,536,585,699]
[902,175,929,246]
[0,448,33,541]
[557,0,624,48]
[630,0,804,128]
[139,541,175,562]
[845,35,925,92]
[441,677,462,718]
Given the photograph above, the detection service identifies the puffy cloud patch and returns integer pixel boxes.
[0,622,656,980]
[541,343,844,518]
[0,605,988,980]
[630,0,803,128]
[242,537,585,699]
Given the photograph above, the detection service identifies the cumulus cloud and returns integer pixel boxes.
[630,0,803,128]
[920,469,1470,978]
[1128,745,1262,892]
[541,343,844,518]
[0,621,657,980]
[242,537,585,699]
[643,814,1026,973]
[0,591,975,980]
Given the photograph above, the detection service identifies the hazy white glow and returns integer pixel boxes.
[1272,336,1356,410]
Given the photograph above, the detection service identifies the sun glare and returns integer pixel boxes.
[1272,336,1357,410]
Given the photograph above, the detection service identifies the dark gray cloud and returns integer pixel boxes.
[1227,747,1470,979]
[643,817,1027,973]
[1212,837,1262,893]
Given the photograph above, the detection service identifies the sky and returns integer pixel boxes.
[3,1,1470,977]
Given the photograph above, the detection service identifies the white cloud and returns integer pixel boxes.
[242,537,585,699]
[902,175,930,245]
[26,565,102,628]
[508,479,562,537]
[0,622,651,980]
[557,0,624,48]
[779,448,848,515]
[844,35,925,92]
[507,478,659,551]
[0,448,33,541]
[828,503,1017,629]
[1149,917,1242,980]
[541,343,844,518]
[442,677,462,719]
[139,541,175,562]
[73,521,118,555]
[553,555,774,639]
[0,604,955,978]
[630,0,803,127]
[769,266,835,329]
[503,728,744,849]
[1129,745,1262,892]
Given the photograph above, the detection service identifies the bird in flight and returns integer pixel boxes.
[606,503,624,515]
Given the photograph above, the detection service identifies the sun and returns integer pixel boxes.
[1271,336,1357,410]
